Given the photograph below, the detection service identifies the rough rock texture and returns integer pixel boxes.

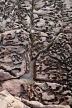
[0,79,72,106]
[0,90,30,108]
[0,87,70,108]
[0,0,72,107]
[33,0,72,88]
[0,0,31,81]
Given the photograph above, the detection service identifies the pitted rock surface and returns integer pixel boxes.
[33,0,72,90]
[0,79,72,106]
[0,0,72,107]
[0,0,31,80]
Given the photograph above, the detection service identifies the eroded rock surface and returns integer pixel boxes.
[0,79,72,106]
[0,86,71,108]
[0,90,30,108]
[0,0,72,107]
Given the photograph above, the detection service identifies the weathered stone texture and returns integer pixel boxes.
[0,0,72,106]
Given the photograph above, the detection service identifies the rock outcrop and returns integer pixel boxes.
[0,90,70,108]
[0,79,72,106]
[0,0,72,107]
[0,90,30,108]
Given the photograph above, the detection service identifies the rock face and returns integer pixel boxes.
[0,79,72,106]
[0,0,72,107]
[33,0,72,89]
[0,90,30,108]
[0,90,70,108]
[0,0,31,81]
